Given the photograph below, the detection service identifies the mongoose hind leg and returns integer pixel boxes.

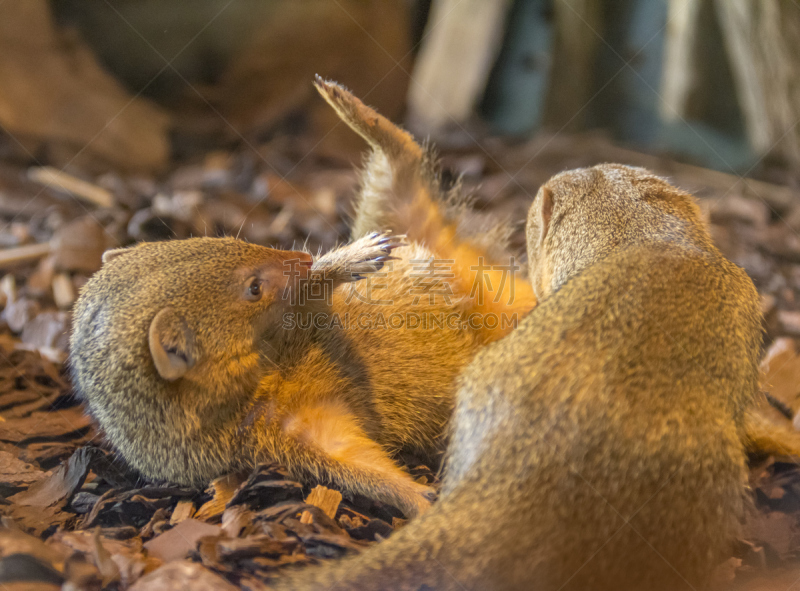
[315,77,536,342]
[255,400,435,518]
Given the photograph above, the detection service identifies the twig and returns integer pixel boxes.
[28,166,114,208]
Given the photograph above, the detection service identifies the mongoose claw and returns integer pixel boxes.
[307,232,406,285]
[420,486,438,504]
[378,234,405,248]
[344,232,406,278]
[401,483,437,518]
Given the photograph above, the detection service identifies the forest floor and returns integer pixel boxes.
[1,129,800,590]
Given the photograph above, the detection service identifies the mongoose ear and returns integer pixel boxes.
[149,307,196,381]
[535,186,554,246]
[102,247,132,265]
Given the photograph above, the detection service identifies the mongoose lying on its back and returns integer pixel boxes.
[274,164,763,590]
[70,80,534,518]
[72,233,463,517]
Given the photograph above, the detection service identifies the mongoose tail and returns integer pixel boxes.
[314,76,535,340]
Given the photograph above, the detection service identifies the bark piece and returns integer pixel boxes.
[0,408,91,444]
[0,451,46,487]
[9,446,93,506]
[304,485,342,520]
[143,520,223,563]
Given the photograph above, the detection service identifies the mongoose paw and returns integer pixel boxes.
[346,232,406,280]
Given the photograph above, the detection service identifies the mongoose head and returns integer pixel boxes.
[70,237,311,480]
[526,164,712,299]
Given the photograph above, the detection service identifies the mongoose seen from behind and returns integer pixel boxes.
[69,79,534,518]
[275,164,763,591]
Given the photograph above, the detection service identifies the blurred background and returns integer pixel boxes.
[18,0,800,174]
[0,0,799,358]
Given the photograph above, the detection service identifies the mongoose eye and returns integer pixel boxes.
[244,277,263,301]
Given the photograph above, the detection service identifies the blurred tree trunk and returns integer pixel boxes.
[541,0,604,132]
[660,0,703,121]
[407,0,512,136]
[715,0,800,168]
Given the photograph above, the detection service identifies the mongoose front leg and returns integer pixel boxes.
[255,401,435,518]
[309,232,404,286]
[297,232,404,311]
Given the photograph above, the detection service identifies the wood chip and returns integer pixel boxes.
[194,473,246,521]
[0,407,91,444]
[304,485,342,519]
[10,446,92,506]
[0,273,16,303]
[92,527,121,585]
[169,500,195,526]
[51,273,75,309]
[0,450,46,487]
[143,520,222,563]
[0,242,52,270]
[129,560,238,591]
[220,505,252,539]
[50,216,108,273]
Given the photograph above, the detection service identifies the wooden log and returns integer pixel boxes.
[407,0,512,135]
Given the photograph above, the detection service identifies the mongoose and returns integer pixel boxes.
[272,164,763,591]
[69,81,534,518]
